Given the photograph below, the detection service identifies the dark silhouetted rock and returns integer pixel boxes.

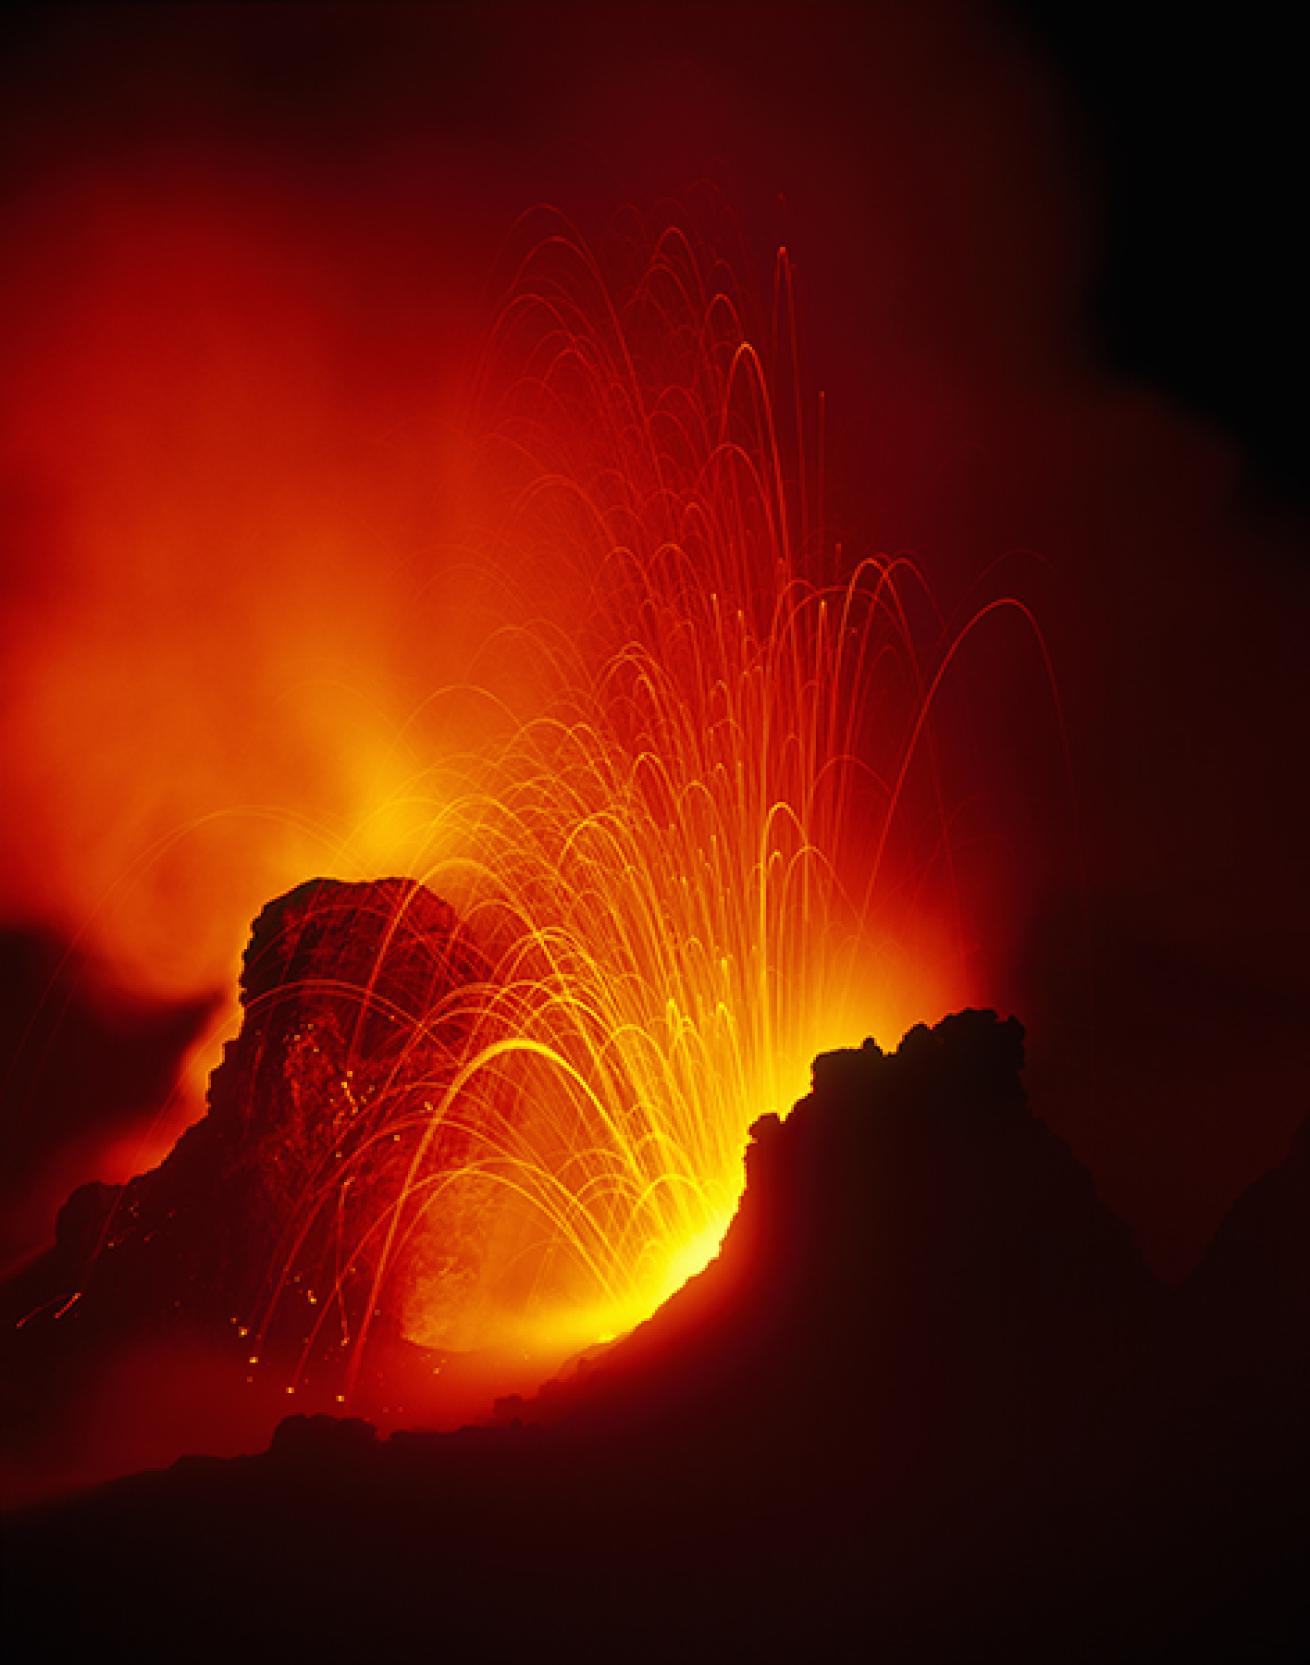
[537,1011,1156,1481]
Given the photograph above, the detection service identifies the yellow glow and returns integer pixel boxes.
[245,227,963,1400]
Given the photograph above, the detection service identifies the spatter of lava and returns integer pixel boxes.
[28,224,1049,1406]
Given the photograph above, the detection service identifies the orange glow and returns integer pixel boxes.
[5,191,1027,1396]
[0,172,482,1002]
[229,223,989,1394]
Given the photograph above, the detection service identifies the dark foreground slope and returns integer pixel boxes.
[4,1011,1308,1663]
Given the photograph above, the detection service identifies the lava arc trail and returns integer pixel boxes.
[225,220,1056,1399]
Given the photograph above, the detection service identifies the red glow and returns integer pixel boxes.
[210,222,1037,1395]
[2,188,1060,1411]
[8,4,1217,1479]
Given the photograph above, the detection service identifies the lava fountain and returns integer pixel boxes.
[230,217,1024,1401]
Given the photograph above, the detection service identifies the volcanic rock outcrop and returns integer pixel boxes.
[7,878,487,1363]
[526,1013,1156,1477]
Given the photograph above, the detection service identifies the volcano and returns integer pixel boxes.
[3,3,1308,1659]
[5,978,1308,1661]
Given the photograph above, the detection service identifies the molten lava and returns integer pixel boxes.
[225,223,1001,1389]
[8,213,1054,1409]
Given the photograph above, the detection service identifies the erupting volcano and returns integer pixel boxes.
[9,222,1038,1425]
[4,5,1307,1659]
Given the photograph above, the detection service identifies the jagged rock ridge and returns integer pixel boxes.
[27,879,488,1363]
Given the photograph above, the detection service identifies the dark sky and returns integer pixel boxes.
[1,1,1306,1281]
[1009,0,1306,509]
